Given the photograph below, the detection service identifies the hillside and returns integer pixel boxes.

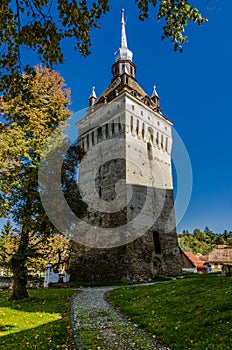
[178,227,232,255]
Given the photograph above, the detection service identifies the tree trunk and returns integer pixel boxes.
[9,256,29,300]
[9,224,30,300]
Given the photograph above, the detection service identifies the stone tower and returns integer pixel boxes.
[68,9,181,282]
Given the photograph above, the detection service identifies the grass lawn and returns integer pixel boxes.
[0,288,77,350]
[108,274,232,350]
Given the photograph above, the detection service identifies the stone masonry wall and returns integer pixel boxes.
[68,94,181,282]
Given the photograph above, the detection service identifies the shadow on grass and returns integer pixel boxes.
[0,288,76,314]
[0,325,15,332]
[1,319,70,350]
[0,289,77,350]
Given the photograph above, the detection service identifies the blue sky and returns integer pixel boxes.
[58,0,231,234]
[1,0,231,234]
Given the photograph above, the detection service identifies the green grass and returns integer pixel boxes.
[0,288,77,350]
[108,274,232,350]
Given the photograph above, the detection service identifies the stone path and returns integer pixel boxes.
[70,286,170,350]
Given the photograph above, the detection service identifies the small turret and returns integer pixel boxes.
[89,86,97,106]
[151,85,160,106]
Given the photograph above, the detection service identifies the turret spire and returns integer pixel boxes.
[151,86,159,98]
[88,86,97,106]
[115,9,133,62]
[151,85,160,106]
[121,9,127,48]
[89,86,97,99]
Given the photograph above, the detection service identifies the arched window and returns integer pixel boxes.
[161,134,164,149]
[92,131,95,145]
[132,91,137,98]
[105,124,109,139]
[86,134,89,150]
[148,127,154,144]
[130,115,133,133]
[147,142,152,160]
[142,123,145,140]
[156,132,159,147]
[118,117,121,132]
[165,137,168,152]
[112,121,115,136]
[153,231,161,254]
[97,127,103,142]
[136,119,139,136]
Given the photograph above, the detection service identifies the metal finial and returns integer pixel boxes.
[89,86,97,98]
[152,85,159,98]
[115,9,133,62]
[121,8,127,48]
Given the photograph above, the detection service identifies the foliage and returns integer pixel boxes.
[27,234,73,274]
[0,288,77,349]
[0,221,18,270]
[0,66,71,210]
[0,220,15,238]
[0,65,78,299]
[178,227,232,255]
[0,1,207,93]
[108,274,232,350]
[0,222,73,275]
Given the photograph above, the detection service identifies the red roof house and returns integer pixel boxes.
[180,249,206,273]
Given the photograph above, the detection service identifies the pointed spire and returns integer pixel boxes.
[121,9,127,48]
[115,9,133,62]
[151,85,160,106]
[89,86,97,99]
[89,86,97,106]
[151,85,159,98]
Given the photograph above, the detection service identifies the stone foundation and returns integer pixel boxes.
[69,233,181,282]
[68,185,182,282]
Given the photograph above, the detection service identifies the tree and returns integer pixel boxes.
[0,65,73,300]
[0,1,207,93]
[0,220,15,239]
[26,234,72,275]
[204,226,213,236]
[0,220,18,273]
[193,228,206,242]
[223,230,229,240]
[0,223,73,277]
[216,234,225,245]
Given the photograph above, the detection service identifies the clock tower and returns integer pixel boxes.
[68,9,181,281]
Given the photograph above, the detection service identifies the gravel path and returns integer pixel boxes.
[70,286,170,350]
